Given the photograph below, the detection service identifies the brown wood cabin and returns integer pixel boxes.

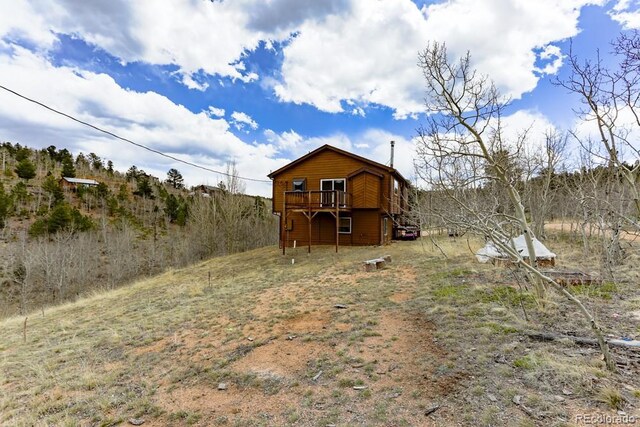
[268,144,412,253]
[59,177,100,191]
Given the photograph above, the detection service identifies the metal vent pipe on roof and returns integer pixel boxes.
[390,140,395,168]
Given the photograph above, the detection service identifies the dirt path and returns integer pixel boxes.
[545,221,640,242]
[145,261,458,426]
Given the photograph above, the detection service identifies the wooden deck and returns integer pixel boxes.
[284,190,352,212]
[282,190,351,254]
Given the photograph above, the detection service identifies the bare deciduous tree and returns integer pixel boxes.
[558,38,640,229]
[415,42,616,371]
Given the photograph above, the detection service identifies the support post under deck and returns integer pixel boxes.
[282,191,286,255]
[335,190,339,253]
[308,193,312,254]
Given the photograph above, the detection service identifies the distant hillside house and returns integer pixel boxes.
[268,144,412,253]
[190,184,225,198]
[59,177,100,191]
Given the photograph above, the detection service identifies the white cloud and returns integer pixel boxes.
[423,0,606,96]
[0,44,276,196]
[351,107,366,117]
[609,0,640,28]
[206,106,226,118]
[0,2,57,48]
[0,0,273,84]
[274,0,429,118]
[536,45,564,74]
[570,105,640,165]
[181,74,210,92]
[264,128,416,180]
[0,0,612,119]
[499,109,558,156]
[231,111,259,131]
[264,129,303,150]
[274,0,604,117]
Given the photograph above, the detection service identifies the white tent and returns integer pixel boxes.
[476,234,556,264]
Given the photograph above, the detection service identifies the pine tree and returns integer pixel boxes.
[0,182,11,228]
[61,157,76,178]
[42,175,64,207]
[133,177,154,198]
[14,158,36,181]
[165,194,179,222]
[166,168,184,189]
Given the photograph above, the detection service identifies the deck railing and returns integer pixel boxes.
[284,190,351,209]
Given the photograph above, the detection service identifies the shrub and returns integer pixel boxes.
[29,203,94,237]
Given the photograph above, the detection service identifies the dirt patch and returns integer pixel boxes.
[279,310,330,334]
[546,222,640,242]
[389,292,412,303]
[153,384,297,425]
[346,311,453,397]
[231,339,328,378]
[132,338,168,355]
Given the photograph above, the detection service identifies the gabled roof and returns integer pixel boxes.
[346,167,384,179]
[61,177,99,185]
[267,144,409,184]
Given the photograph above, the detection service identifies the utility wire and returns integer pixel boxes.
[0,84,271,183]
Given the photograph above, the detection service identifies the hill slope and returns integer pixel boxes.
[1,238,639,426]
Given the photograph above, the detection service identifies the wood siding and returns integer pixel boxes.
[272,150,394,214]
[281,211,381,247]
[270,145,411,248]
[350,172,381,209]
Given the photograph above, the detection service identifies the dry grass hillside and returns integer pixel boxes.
[1,234,639,426]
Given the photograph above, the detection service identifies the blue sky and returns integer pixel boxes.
[0,0,638,196]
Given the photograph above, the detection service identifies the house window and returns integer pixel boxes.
[383,217,388,236]
[338,217,352,234]
[393,179,399,194]
[292,178,306,192]
[320,178,346,206]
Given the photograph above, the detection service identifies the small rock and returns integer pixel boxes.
[487,394,497,402]
[494,354,508,364]
[553,395,565,402]
[334,304,348,309]
[218,383,227,391]
[287,335,297,340]
[512,395,522,405]
[424,405,440,416]
[247,337,254,342]
[562,388,573,396]
[353,386,368,390]
[128,419,145,426]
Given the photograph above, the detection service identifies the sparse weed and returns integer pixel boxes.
[597,386,626,410]
[513,355,537,370]
[573,281,618,300]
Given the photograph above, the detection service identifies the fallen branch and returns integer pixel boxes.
[525,332,640,349]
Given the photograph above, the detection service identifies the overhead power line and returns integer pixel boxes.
[0,84,271,183]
